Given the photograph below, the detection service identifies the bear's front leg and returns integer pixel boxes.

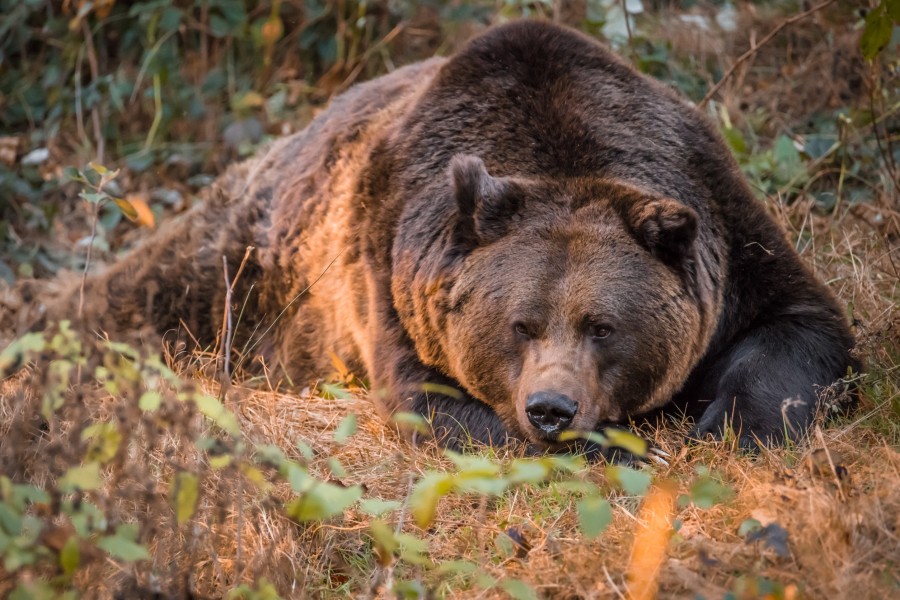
[369,327,514,451]
[690,315,855,448]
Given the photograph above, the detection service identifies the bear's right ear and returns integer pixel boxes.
[626,197,698,267]
[451,155,520,246]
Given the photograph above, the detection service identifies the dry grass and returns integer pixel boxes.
[2,4,899,600]
[1,206,897,598]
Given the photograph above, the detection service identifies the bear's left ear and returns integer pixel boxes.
[627,197,698,266]
[451,155,521,246]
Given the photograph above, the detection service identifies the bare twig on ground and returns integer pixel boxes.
[221,257,233,380]
[218,246,254,381]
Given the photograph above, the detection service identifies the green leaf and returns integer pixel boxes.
[78,191,107,204]
[689,475,733,509]
[501,578,539,600]
[437,559,479,575]
[117,522,140,542]
[507,459,550,485]
[577,496,612,539]
[4,547,36,572]
[358,498,402,517]
[285,482,362,522]
[209,455,232,469]
[333,414,357,444]
[97,535,150,562]
[283,462,313,493]
[606,465,652,496]
[296,439,315,461]
[10,483,49,508]
[139,390,162,412]
[327,457,347,478]
[722,126,747,156]
[391,412,430,435]
[395,531,431,566]
[445,451,500,476]
[888,0,900,22]
[394,580,427,599]
[369,519,398,565]
[87,161,108,175]
[240,464,271,491]
[410,472,455,528]
[59,535,80,576]
[861,8,894,59]
[0,503,22,536]
[603,429,649,457]
[448,452,506,494]
[419,382,463,398]
[738,518,762,537]
[82,422,122,464]
[318,382,353,399]
[772,135,805,185]
[230,90,265,112]
[193,394,241,437]
[0,332,46,375]
[10,581,57,600]
[557,430,606,445]
[59,463,102,492]
[62,166,86,183]
[170,472,199,525]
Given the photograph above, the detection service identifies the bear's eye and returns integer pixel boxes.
[588,323,613,340]
[513,322,533,339]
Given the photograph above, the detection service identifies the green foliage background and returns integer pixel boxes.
[1,0,897,283]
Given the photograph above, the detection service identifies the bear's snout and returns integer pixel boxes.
[525,392,578,438]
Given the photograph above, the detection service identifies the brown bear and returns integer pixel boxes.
[44,20,857,451]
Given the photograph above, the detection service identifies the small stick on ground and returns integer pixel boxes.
[221,256,233,381]
[699,0,838,108]
[218,246,254,381]
[815,426,846,502]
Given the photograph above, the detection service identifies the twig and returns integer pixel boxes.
[128,29,178,105]
[699,0,837,108]
[75,44,87,151]
[81,19,105,164]
[621,0,636,60]
[236,246,348,371]
[869,76,899,188]
[77,203,101,319]
[336,23,404,93]
[814,426,846,502]
[217,247,254,379]
[221,257,234,380]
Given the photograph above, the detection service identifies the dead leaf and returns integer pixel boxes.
[0,136,19,166]
[125,195,155,228]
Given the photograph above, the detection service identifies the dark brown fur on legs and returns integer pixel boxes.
[45,22,858,452]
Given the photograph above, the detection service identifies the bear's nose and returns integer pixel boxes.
[525,392,578,437]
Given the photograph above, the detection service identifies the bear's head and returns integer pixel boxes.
[438,155,712,447]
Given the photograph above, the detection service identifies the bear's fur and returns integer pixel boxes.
[46,21,857,451]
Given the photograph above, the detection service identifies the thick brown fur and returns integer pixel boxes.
[44,21,857,451]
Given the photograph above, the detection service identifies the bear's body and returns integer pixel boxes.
[53,21,856,450]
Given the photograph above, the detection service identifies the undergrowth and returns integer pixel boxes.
[1,1,898,598]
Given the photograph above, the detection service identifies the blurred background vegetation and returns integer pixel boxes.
[0,0,896,285]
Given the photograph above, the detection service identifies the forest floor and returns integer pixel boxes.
[1,2,898,599]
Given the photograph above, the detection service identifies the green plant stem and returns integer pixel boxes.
[144,74,163,151]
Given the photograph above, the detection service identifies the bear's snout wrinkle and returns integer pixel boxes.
[525,391,578,438]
